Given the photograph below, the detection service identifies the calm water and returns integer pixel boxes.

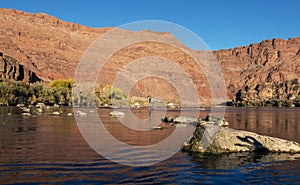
[0,106,300,184]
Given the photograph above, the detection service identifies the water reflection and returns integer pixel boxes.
[188,152,300,169]
[98,108,176,146]
[224,107,300,142]
[0,107,300,184]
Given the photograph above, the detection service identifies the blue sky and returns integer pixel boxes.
[1,0,299,50]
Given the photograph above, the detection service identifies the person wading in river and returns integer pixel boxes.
[147,95,153,110]
[147,95,153,127]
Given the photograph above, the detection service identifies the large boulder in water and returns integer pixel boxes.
[173,116,198,124]
[182,115,300,154]
[162,114,229,127]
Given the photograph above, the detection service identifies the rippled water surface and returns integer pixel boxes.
[0,107,300,184]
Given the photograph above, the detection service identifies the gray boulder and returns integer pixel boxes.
[203,114,229,126]
[173,116,198,125]
[162,114,229,127]
[162,116,199,127]
[182,115,300,154]
[109,110,125,117]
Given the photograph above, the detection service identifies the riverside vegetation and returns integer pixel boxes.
[1,77,299,108]
[0,78,74,106]
[0,79,127,107]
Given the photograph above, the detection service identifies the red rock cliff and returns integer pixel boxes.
[0,8,299,103]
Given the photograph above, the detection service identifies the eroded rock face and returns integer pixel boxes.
[215,38,300,99]
[0,52,40,82]
[234,78,300,107]
[182,115,300,154]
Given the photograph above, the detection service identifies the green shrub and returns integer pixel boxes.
[95,84,126,106]
[0,79,127,107]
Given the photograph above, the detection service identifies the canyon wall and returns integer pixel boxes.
[0,8,299,104]
[215,38,300,99]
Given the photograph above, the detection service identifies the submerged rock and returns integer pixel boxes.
[202,114,229,126]
[173,116,198,125]
[161,116,174,123]
[166,102,176,108]
[162,114,229,127]
[75,111,87,116]
[162,116,198,125]
[151,126,164,130]
[21,112,31,116]
[182,115,300,154]
[109,110,125,117]
[51,111,61,116]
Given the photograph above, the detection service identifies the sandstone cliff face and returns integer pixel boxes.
[0,8,110,81]
[0,8,299,103]
[234,78,300,107]
[0,52,40,82]
[215,38,300,99]
[0,8,214,105]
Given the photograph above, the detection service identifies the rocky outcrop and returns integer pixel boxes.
[215,38,300,99]
[162,114,229,127]
[181,115,300,154]
[162,116,198,125]
[233,78,300,107]
[0,52,40,82]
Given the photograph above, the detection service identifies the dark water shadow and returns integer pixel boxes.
[187,152,300,170]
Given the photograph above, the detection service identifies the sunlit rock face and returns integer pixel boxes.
[233,78,300,107]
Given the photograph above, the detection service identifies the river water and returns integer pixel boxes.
[0,106,300,184]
